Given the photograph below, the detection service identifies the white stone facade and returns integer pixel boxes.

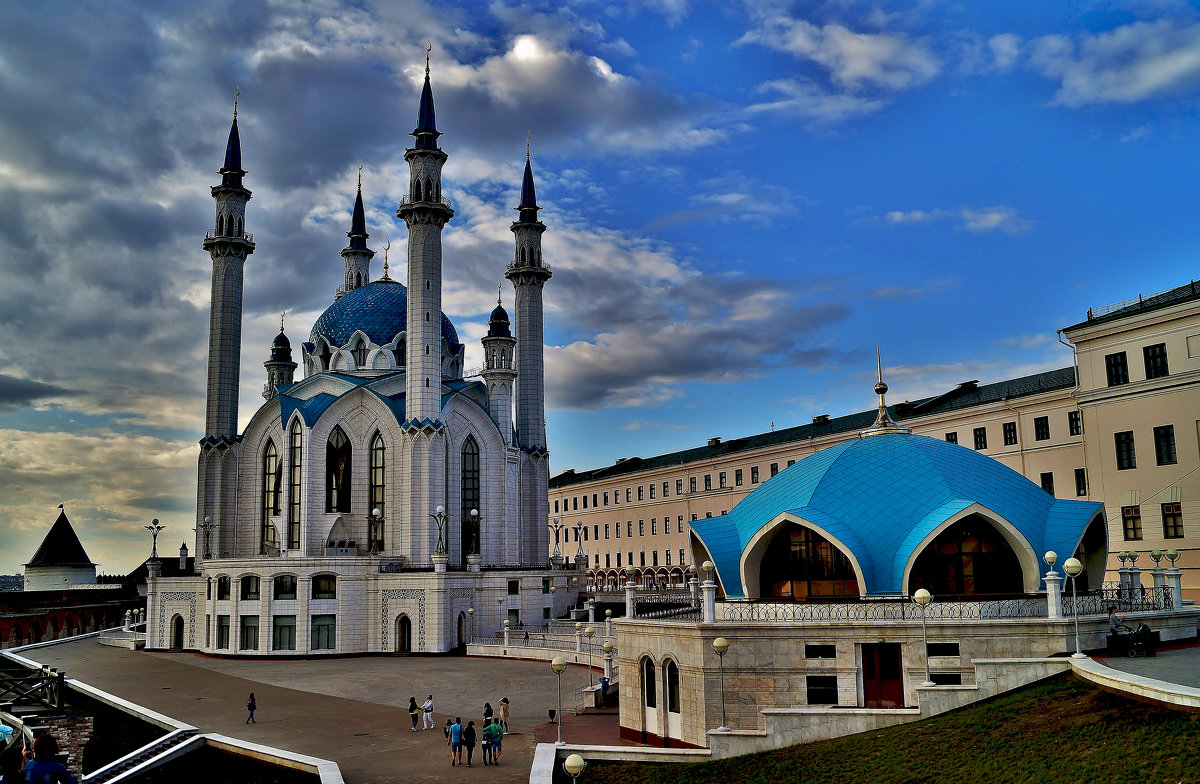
[147,72,573,655]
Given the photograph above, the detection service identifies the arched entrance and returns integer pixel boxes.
[908,514,1023,596]
[663,659,681,742]
[758,523,860,599]
[171,615,185,650]
[457,612,466,649]
[396,615,412,654]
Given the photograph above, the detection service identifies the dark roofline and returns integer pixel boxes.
[1063,279,1200,332]
[549,366,1076,489]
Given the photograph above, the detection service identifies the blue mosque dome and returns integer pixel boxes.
[691,432,1104,598]
[309,279,460,349]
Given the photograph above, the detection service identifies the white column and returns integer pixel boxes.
[1044,571,1063,619]
[701,580,717,624]
[1166,568,1184,610]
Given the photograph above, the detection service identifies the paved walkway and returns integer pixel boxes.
[20,640,597,784]
[1095,641,1200,688]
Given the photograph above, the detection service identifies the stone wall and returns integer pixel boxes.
[42,715,93,778]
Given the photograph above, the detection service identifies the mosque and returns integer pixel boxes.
[145,59,577,654]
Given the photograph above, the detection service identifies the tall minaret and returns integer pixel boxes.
[198,91,255,562]
[505,142,552,561]
[337,166,374,299]
[481,287,517,446]
[396,49,454,562]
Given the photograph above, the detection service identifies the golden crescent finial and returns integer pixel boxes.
[382,235,391,279]
[233,86,240,119]
[425,40,432,76]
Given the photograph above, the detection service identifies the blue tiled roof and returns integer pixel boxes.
[309,280,460,349]
[690,433,1102,598]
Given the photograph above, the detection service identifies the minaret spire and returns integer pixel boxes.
[338,165,374,297]
[199,91,256,564]
[414,42,440,150]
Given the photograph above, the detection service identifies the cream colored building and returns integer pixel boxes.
[550,280,1200,600]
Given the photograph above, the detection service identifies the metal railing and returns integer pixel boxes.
[1074,585,1173,614]
[203,228,254,243]
[398,194,453,210]
[468,633,608,654]
[721,596,1049,622]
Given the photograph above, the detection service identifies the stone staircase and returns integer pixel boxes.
[82,728,199,783]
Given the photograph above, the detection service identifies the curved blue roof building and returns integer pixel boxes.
[691,431,1106,599]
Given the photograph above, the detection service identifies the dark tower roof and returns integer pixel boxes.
[220,110,246,188]
[517,155,540,223]
[413,52,441,150]
[269,329,293,363]
[487,303,511,338]
[26,509,94,568]
[348,180,369,250]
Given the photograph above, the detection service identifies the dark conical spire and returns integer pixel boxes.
[348,165,368,250]
[518,136,541,223]
[26,508,94,568]
[220,88,245,188]
[413,44,441,150]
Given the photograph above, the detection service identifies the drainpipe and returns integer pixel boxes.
[1000,396,1026,478]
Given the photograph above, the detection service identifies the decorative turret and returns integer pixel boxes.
[481,286,517,444]
[337,166,375,299]
[264,315,298,400]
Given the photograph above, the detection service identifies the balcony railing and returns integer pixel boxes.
[398,194,453,210]
[204,229,254,243]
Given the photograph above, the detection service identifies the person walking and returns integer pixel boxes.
[480,720,493,766]
[499,696,510,733]
[491,718,503,763]
[482,701,493,725]
[443,718,452,741]
[421,694,435,730]
[447,717,463,766]
[408,697,420,732]
[463,720,477,767]
[245,692,257,724]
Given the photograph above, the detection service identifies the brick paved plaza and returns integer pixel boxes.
[25,639,601,783]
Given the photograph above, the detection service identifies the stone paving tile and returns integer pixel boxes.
[22,640,598,784]
[1096,641,1200,689]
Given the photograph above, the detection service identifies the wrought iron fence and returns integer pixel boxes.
[1070,585,1172,614]
[720,596,1049,622]
[468,633,608,654]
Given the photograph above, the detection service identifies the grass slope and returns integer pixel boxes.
[581,674,1200,784]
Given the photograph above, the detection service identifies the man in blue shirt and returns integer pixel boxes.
[448,717,463,766]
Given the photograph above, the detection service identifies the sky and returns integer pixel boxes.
[1,0,1199,575]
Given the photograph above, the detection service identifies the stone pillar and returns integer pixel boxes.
[1044,571,1063,619]
[701,580,717,624]
[625,582,636,619]
[1127,564,1143,597]
[1166,569,1184,610]
[603,649,613,681]
[1151,566,1166,591]
[605,612,613,637]
[432,553,449,573]
[503,623,511,647]
[588,602,595,623]
[575,625,583,653]
[689,577,699,602]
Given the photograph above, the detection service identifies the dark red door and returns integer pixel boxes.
[863,643,904,708]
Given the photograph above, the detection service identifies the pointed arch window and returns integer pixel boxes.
[369,433,385,552]
[665,659,680,713]
[351,340,367,368]
[425,177,434,202]
[261,440,280,554]
[235,216,242,236]
[319,343,333,371]
[217,214,225,235]
[461,435,480,560]
[288,420,303,549]
[326,426,352,513]
[392,339,405,368]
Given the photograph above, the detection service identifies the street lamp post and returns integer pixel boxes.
[548,518,565,567]
[430,506,450,555]
[912,588,935,687]
[196,515,216,560]
[573,520,585,565]
[144,518,165,558]
[369,507,384,553]
[712,636,730,732]
[1064,557,1086,658]
[551,656,567,746]
[584,626,596,683]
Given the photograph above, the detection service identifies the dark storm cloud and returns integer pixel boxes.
[0,376,76,411]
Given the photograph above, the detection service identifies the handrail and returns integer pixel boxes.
[203,229,254,243]
[398,195,453,210]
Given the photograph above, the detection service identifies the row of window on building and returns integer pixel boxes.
[1104,343,1170,387]
[553,463,797,514]
[944,411,1082,450]
[208,612,334,651]
[590,548,689,570]
[208,574,337,602]
[1121,502,1185,542]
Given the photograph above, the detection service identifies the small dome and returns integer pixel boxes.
[269,330,292,363]
[487,304,511,338]
[309,279,460,350]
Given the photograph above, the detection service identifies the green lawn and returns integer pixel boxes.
[577,674,1200,784]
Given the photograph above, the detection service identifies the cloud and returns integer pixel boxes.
[1028,20,1200,106]
[0,376,77,412]
[745,78,885,125]
[738,17,941,91]
[1120,124,1152,142]
[879,206,1032,234]
[989,33,1022,73]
